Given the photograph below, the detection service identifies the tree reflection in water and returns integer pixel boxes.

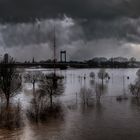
[90,79,95,88]
[131,97,140,107]
[79,87,93,106]
[95,83,108,103]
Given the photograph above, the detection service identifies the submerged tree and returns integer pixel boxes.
[95,83,102,103]
[89,72,95,79]
[129,69,140,98]
[27,90,48,122]
[0,101,23,129]
[136,69,140,79]
[24,71,46,122]
[38,73,64,107]
[27,73,64,122]
[0,56,22,108]
[80,87,93,105]
[27,93,64,122]
[24,71,44,95]
[98,69,109,87]
[129,81,140,98]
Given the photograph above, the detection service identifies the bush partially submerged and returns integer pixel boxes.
[129,69,140,98]
[89,72,95,79]
[26,72,64,123]
[79,87,93,105]
[0,57,22,108]
[26,93,48,122]
[0,102,23,129]
[98,69,109,86]
[39,73,64,107]
[129,82,140,98]
[26,101,64,123]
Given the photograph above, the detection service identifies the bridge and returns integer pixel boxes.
[0,62,89,69]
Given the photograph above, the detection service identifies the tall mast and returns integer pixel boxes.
[53,26,56,74]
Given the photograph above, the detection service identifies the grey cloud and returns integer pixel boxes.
[0,0,140,22]
[0,0,140,61]
[0,18,84,48]
[2,17,140,48]
[80,17,140,43]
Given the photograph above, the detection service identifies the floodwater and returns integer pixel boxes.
[1,68,140,140]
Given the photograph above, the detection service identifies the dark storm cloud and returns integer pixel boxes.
[1,17,140,47]
[81,17,140,43]
[1,17,140,61]
[0,18,83,47]
[0,0,140,44]
[0,0,140,22]
[0,0,140,61]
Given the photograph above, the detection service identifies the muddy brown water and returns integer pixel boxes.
[1,68,140,140]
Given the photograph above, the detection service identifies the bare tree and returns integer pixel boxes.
[95,83,103,103]
[89,72,95,79]
[129,57,136,67]
[129,82,140,98]
[24,71,46,122]
[98,69,109,87]
[0,57,22,108]
[27,90,48,122]
[38,73,64,107]
[24,71,44,95]
[27,73,64,122]
[80,87,93,105]
[129,69,140,98]
[136,69,140,79]
[0,101,23,129]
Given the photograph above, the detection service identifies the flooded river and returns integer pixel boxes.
[1,68,140,140]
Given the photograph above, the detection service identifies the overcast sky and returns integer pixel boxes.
[0,0,140,61]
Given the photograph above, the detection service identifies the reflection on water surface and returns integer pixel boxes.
[1,68,140,140]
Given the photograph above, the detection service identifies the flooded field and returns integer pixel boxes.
[1,68,140,140]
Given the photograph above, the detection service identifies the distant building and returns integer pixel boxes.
[0,55,3,62]
[4,53,9,63]
[92,57,108,63]
[32,57,35,63]
[112,57,128,63]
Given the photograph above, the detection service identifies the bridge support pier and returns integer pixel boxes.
[60,51,66,63]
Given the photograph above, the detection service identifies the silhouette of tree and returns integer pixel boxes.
[38,73,64,107]
[0,102,22,129]
[0,57,22,108]
[26,73,64,122]
[98,69,109,87]
[136,69,140,79]
[129,82,140,98]
[129,69,140,98]
[80,87,93,105]
[24,71,44,95]
[129,57,136,67]
[27,89,48,122]
[89,72,95,79]
[24,71,45,122]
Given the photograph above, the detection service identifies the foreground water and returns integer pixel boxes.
[1,68,140,140]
